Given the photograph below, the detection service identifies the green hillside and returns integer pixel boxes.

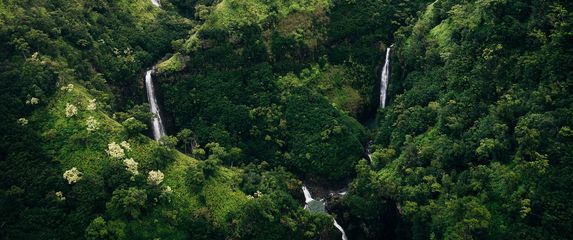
[1,0,572,239]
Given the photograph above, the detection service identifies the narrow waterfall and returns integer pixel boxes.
[151,0,161,7]
[379,46,392,108]
[145,70,166,141]
[333,220,348,240]
[302,186,348,240]
[302,186,313,204]
[366,141,373,163]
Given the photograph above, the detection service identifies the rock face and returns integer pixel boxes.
[306,199,327,213]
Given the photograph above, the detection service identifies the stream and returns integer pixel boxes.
[302,185,348,240]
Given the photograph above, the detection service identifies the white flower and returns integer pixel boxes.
[63,167,82,184]
[120,141,131,151]
[123,158,139,176]
[86,116,99,132]
[65,103,78,117]
[147,170,164,186]
[162,186,173,194]
[87,98,97,111]
[246,195,254,200]
[55,191,66,201]
[106,142,125,158]
[26,97,39,105]
[18,118,29,126]
[60,84,74,92]
[254,190,263,198]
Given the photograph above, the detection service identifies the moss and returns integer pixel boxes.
[306,200,326,213]
[157,53,186,73]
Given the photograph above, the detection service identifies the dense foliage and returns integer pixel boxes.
[0,0,332,239]
[347,0,573,239]
[1,0,572,239]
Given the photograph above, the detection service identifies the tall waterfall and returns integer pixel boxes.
[145,70,166,141]
[379,46,392,108]
[302,186,313,204]
[302,186,348,240]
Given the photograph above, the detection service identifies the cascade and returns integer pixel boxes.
[333,220,348,240]
[302,186,313,204]
[379,46,393,108]
[366,141,373,163]
[302,186,348,240]
[145,69,166,141]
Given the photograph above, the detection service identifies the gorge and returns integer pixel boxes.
[2,0,571,239]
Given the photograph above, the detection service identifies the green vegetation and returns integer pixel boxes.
[346,1,573,239]
[1,0,572,239]
[157,53,186,73]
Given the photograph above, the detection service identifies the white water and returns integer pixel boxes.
[366,141,373,163]
[302,186,347,240]
[379,47,392,108]
[302,186,313,203]
[151,0,161,7]
[333,219,348,240]
[145,70,166,141]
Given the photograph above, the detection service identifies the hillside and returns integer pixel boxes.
[1,0,572,239]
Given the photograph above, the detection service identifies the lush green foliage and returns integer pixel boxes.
[161,0,372,181]
[345,0,573,239]
[0,0,333,239]
[2,0,572,239]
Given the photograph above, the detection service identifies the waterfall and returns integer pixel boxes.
[145,70,166,141]
[302,186,347,240]
[302,186,313,204]
[151,0,161,7]
[366,141,373,163]
[333,219,348,240]
[379,46,392,108]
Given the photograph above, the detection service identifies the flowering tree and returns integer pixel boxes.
[65,103,78,117]
[106,142,125,158]
[162,186,172,194]
[26,97,39,105]
[63,167,82,184]
[120,141,131,151]
[55,191,66,201]
[87,98,97,111]
[123,158,139,176]
[60,83,74,92]
[86,116,99,132]
[17,118,28,126]
[147,170,164,185]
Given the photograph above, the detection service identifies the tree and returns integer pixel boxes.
[159,135,179,149]
[106,188,148,219]
[85,217,126,240]
[122,117,147,137]
[177,128,194,153]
